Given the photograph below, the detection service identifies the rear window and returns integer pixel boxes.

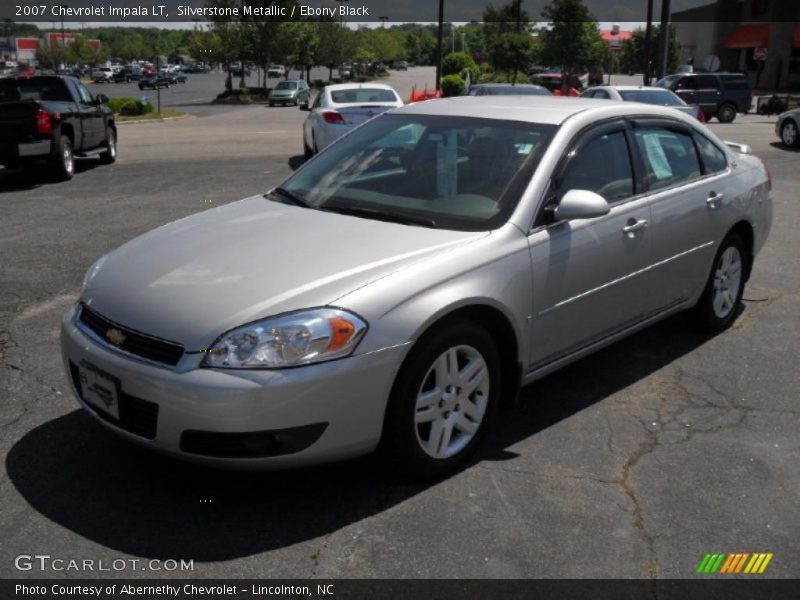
[0,77,71,102]
[481,86,550,96]
[330,88,397,104]
[619,90,684,106]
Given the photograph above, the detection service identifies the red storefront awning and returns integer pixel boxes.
[725,23,771,49]
[794,23,800,48]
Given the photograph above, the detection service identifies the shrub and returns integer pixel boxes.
[442,52,479,82]
[441,74,465,97]
[109,97,154,116]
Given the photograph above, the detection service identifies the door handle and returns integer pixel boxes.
[706,192,724,208]
[623,219,648,237]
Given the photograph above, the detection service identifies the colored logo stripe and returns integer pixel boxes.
[697,553,773,574]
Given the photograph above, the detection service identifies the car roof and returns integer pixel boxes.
[394,95,695,126]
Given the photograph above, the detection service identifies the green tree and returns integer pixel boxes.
[484,1,536,78]
[539,0,607,91]
[316,21,357,81]
[404,26,436,65]
[619,24,681,76]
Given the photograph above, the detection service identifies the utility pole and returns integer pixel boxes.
[379,16,388,28]
[657,0,672,80]
[435,0,444,91]
[643,0,653,86]
[516,0,523,33]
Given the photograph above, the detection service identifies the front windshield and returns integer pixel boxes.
[619,90,683,106]
[279,114,556,231]
[276,81,297,90]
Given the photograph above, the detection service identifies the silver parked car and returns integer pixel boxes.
[61,97,772,476]
[776,108,800,148]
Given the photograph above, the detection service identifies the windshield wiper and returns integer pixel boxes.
[267,187,310,208]
[323,205,437,228]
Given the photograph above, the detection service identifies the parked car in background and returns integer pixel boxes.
[269,79,310,107]
[267,64,286,78]
[61,96,771,476]
[581,86,706,121]
[301,83,403,156]
[0,75,116,180]
[112,66,142,83]
[531,68,588,92]
[775,108,800,148]
[395,61,409,71]
[467,83,551,97]
[338,64,353,80]
[92,67,114,83]
[138,72,172,90]
[656,72,752,123]
[171,72,188,84]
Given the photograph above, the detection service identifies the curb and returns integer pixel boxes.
[117,114,193,125]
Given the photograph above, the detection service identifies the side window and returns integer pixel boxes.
[76,82,94,104]
[557,131,634,204]
[594,89,610,99]
[675,77,693,90]
[693,75,719,90]
[633,127,702,191]
[693,133,728,174]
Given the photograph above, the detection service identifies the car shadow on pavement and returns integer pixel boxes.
[0,161,105,192]
[6,312,718,562]
[769,142,799,153]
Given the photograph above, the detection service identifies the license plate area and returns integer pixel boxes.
[78,362,120,420]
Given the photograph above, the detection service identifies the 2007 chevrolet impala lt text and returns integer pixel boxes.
[61,96,772,476]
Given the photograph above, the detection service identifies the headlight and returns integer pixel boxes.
[202,308,367,369]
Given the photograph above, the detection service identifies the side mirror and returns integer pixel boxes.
[95,93,109,104]
[554,189,610,221]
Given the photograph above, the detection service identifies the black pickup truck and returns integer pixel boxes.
[0,75,117,181]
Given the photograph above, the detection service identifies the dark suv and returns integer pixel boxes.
[656,72,752,123]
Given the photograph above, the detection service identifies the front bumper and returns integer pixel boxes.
[60,303,407,469]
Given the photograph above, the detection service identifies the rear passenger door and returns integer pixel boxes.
[628,119,730,307]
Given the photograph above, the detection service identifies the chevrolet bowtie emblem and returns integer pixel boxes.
[106,328,126,346]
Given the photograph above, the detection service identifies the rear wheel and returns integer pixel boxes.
[781,120,799,148]
[380,321,501,478]
[99,126,117,164]
[50,135,74,181]
[692,233,747,332]
[717,103,737,123]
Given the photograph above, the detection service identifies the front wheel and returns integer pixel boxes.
[99,126,117,164]
[380,321,501,478]
[692,233,747,332]
[781,120,799,148]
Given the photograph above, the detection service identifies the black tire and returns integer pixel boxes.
[379,321,501,478]
[99,126,117,165]
[50,135,75,181]
[691,233,748,333]
[717,103,737,123]
[780,119,800,148]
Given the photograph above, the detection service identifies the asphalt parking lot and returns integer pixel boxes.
[1,67,798,579]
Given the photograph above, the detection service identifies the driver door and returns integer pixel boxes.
[526,121,657,369]
[74,81,104,149]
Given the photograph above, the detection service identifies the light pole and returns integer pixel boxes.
[643,0,654,85]
[57,4,67,71]
[657,0,671,79]
[336,0,349,25]
[379,16,388,28]
[435,0,444,90]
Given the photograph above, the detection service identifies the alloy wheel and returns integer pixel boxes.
[414,345,489,459]
[782,121,798,147]
[712,246,743,319]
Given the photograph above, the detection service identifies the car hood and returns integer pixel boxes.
[82,195,486,350]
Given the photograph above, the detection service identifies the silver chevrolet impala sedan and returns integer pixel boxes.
[61,96,772,477]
